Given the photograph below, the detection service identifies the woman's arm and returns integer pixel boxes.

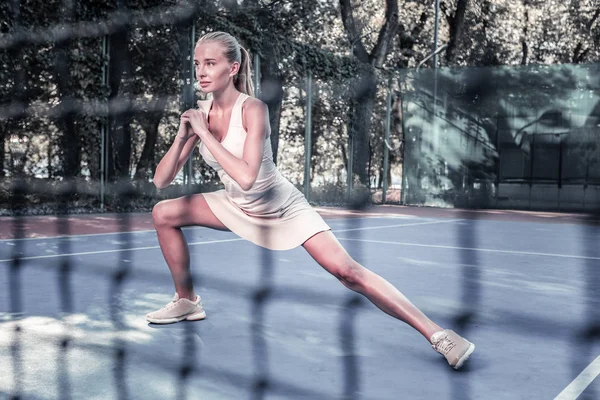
[189,98,269,191]
[153,111,200,189]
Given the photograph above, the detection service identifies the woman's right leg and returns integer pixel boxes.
[152,194,228,300]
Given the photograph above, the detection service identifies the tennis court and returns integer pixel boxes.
[2,206,598,400]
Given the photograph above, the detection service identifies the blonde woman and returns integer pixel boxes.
[147,31,475,370]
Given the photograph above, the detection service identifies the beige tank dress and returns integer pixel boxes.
[197,92,331,250]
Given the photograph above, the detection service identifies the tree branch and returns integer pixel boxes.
[445,0,470,64]
[587,7,600,31]
[521,9,529,65]
[371,0,398,67]
[397,12,427,67]
[573,42,590,63]
[440,1,453,26]
[339,0,370,62]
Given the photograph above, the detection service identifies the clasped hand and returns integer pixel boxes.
[177,109,210,141]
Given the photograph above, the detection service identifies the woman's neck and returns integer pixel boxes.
[210,86,240,114]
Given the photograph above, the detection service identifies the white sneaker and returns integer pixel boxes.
[431,329,475,370]
[145,293,206,324]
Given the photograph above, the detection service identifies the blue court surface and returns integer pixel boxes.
[1,209,599,400]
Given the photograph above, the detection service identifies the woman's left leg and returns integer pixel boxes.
[302,230,442,342]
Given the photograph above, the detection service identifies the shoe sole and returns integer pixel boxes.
[453,342,475,370]
[146,309,206,324]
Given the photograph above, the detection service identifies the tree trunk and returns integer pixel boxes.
[348,71,378,185]
[397,12,428,68]
[134,98,167,180]
[0,123,6,178]
[47,132,54,178]
[111,112,133,180]
[445,0,470,64]
[521,9,529,65]
[339,0,398,186]
[107,24,133,181]
[54,11,79,179]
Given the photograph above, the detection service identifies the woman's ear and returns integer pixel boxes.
[229,62,240,78]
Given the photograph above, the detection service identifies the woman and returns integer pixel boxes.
[147,31,475,370]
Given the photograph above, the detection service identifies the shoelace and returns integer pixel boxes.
[432,334,456,355]
[160,296,181,311]
[162,296,199,311]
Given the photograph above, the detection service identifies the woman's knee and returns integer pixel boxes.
[152,200,172,229]
[331,258,365,290]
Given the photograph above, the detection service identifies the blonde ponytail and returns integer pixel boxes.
[236,46,255,97]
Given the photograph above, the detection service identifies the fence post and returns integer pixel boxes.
[528,134,536,209]
[383,79,392,203]
[495,114,501,205]
[182,21,195,193]
[558,134,563,189]
[347,134,354,199]
[303,70,312,201]
[400,91,408,205]
[253,53,260,97]
[100,36,110,212]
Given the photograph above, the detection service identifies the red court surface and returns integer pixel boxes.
[1,205,599,240]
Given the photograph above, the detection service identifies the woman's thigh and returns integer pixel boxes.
[302,230,354,273]
[153,193,229,231]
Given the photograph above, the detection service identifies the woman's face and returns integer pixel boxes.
[194,42,239,93]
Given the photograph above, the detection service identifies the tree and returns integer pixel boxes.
[443,0,470,64]
[339,0,398,186]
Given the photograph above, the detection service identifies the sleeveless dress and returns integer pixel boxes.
[197,92,331,250]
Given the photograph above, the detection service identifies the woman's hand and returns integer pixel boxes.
[186,109,211,141]
[176,110,196,140]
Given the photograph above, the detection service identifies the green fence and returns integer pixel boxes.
[399,62,600,211]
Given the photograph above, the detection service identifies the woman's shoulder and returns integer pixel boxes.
[241,96,267,115]
[241,96,270,134]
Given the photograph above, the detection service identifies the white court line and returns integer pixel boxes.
[333,219,458,232]
[554,355,600,400]
[338,238,600,261]
[0,238,244,263]
[0,219,455,263]
[0,226,219,243]
[0,229,158,242]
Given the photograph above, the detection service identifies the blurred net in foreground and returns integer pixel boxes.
[2,181,370,400]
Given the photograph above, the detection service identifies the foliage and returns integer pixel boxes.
[0,0,598,212]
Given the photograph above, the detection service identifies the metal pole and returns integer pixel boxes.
[433,0,441,176]
[253,52,260,97]
[383,79,392,203]
[433,0,440,67]
[416,43,448,72]
[303,71,312,201]
[433,74,440,164]
[184,22,195,192]
[347,134,354,198]
[400,95,408,205]
[100,35,110,212]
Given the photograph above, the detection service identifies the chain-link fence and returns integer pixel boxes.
[0,1,389,399]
